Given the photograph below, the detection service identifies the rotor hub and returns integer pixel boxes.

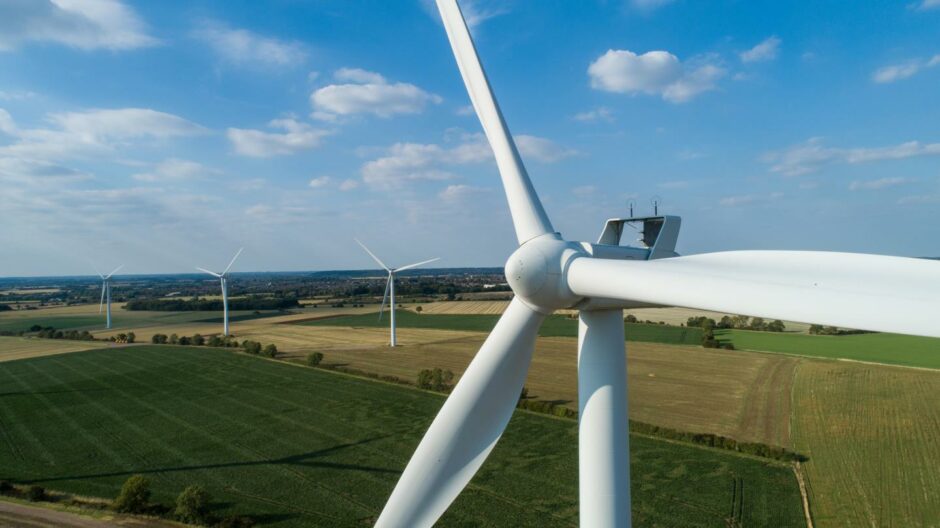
[504,234,585,313]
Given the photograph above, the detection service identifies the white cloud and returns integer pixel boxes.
[740,36,781,63]
[311,68,441,120]
[439,184,490,203]
[872,55,940,83]
[0,90,37,101]
[719,192,783,207]
[456,105,475,116]
[573,107,614,122]
[133,158,219,182]
[915,0,940,10]
[308,175,331,188]
[227,118,329,157]
[588,49,725,103]
[0,0,158,51]
[0,109,16,135]
[194,22,305,68]
[849,177,911,191]
[515,135,578,162]
[0,108,205,159]
[572,185,597,196]
[765,138,940,176]
[339,178,360,191]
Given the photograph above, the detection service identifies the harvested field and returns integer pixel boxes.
[0,336,109,363]
[792,360,940,527]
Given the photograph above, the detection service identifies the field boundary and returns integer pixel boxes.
[792,462,814,528]
[733,345,940,373]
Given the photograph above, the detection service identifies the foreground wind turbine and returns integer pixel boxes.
[376,2,940,527]
[96,265,123,330]
[196,248,243,337]
[356,240,439,347]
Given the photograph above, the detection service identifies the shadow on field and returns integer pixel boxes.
[22,436,400,485]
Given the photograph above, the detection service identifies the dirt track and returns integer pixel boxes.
[0,500,180,527]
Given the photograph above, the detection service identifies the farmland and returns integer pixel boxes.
[791,360,940,527]
[0,346,805,527]
[0,336,109,363]
[721,329,940,369]
[299,310,704,345]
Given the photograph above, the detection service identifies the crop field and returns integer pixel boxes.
[0,308,289,334]
[0,336,109,363]
[791,360,940,527]
[299,310,703,345]
[720,329,940,369]
[0,346,805,527]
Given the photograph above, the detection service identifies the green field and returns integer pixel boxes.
[300,310,703,345]
[720,329,940,369]
[0,309,286,334]
[0,346,804,527]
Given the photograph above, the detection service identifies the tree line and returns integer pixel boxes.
[125,297,300,312]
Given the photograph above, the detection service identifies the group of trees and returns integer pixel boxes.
[113,475,253,527]
[808,324,869,335]
[241,340,278,358]
[687,315,786,333]
[125,297,299,312]
[151,333,238,347]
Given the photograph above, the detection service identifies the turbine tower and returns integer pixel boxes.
[197,248,243,337]
[375,2,940,527]
[96,265,123,330]
[356,240,438,347]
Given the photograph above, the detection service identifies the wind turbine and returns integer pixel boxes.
[96,265,123,330]
[375,2,940,527]
[196,248,243,337]
[356,240,439,347]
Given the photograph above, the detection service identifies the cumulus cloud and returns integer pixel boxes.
[133,158,219,182]
[361,133,573,189]
[573,107,614,123]
[0,109,16,135]
[311,68,441,120]
[308,175,331,188]
[0,0,158,51]
[227,118,329,157]
[588,49,726,103]
[764,138,940,176]
[740,36,781,63]
[0,108,205,159]
[915,0,940,10]
[872,55,940,83]
[849,177,911,191]
[194,22,306,68]
[439,184,490,203]
[339,178,360,191]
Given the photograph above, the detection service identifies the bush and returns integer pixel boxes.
[178,336,192,346]
[113,475,150,513]
[624,314,638,323]
[306,352,324,366]
[174,485,211,524]
[169,333,179,345]
[151,334,168,344]
[261,344,278,358]
[192,334,205,346]
[416,368,455,392]
[242,341,262,355]
[207,335,222,347]
[126,332,136,344]
[27,485,46,502]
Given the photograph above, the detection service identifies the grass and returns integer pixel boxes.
[0,346,805,527]
[299,310,703,345]
[719,329,940,370]
[791,360,940,527]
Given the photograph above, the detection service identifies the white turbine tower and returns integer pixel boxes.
[96,265,123,330]
[196,248,243,337]
[376,2,940,527]
[356,240,439,347]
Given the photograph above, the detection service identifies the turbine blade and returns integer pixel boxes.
[105,264,124,280]
[395,257,440,273]
[379,274,391,322]
[375,298,546,527]
[567,251,940,338]
[222,247,243,276]
[91,262,104,280]
[99,283,105,313]
[355,239,390,271]
[196,267,222,278]
[435,0,554,245]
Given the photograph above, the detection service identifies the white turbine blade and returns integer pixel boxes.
[91,263,104,280]
[355,239,390,271]
[221,247,243,276]
[196,267,222,278]
[435,0,553,245]
[104,264,124,280]
[99,282,105,313]
[567,251,940,338]
[379,273,391,322]
[376,297,545,527]
[395,257,440,273]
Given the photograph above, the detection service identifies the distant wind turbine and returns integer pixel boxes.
[356,240,439,347]
[196,248,243,336]
[96,265,123,330]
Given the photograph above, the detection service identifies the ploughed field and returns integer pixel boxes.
[0,346,806,527]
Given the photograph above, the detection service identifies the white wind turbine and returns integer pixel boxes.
[96,265,123,330]
[375,2,940,527]
[196,248,243,337]
[356,240,439,347]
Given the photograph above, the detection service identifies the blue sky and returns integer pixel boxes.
[1,0,938,277]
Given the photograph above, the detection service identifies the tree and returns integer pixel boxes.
[174,485,211,524]
[178,336,192,346]
[749,317,766,331]
[262,343,278,358]
[169,333,179,345]
[116,333,128,342]
[306,352,324,366]
[27,485,46,502]
[192,334,205,346]
[151,334,168,344]
[242,341,262,355]
[126,332,136,344]
[624,314,638,323]
[415,305,423,313]
[766,320,786,332]
[207,335,222,347]
[113,475,150,513]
